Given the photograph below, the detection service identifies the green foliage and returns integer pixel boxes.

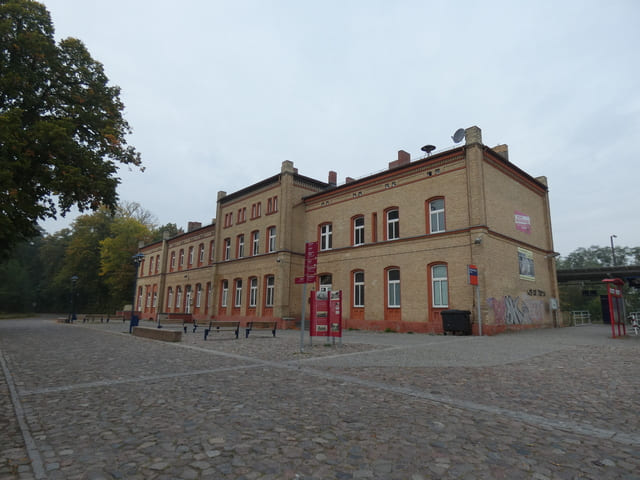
[0,0,142,258]
[558,245,640,269]
[0,202,155,314]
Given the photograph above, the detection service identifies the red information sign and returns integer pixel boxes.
[329,290,343,337]
[310,291,329,336]
[468,264,478,286]
[304,242,318,276]
[295,276,316,284]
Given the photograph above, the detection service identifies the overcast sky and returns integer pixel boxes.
[39,0,639,257]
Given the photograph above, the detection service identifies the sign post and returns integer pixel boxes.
[469,265,481,336]
[299,242,318,352]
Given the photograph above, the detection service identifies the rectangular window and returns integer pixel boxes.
[195,284,202,308]
[176,288,182,309]
[354,271,364,307]
[234,279,243,307]
[146,291,151,307]
[149,257,154,275]
[152,291,158,308]
[432,265,449,307]
[265,275,275,307]
[170,252,176,270]
[224,238,231,260]
[387,269,400,307]
[430,199,445,233]
[224,212,233,228]
[252,231,260,256]
[221,281,228,307]
[167,288,173,310]
[249,278,258,307]
[179,249,185,266]
[188,247,194,265]
[268,227,276,253]
[387,209,399,240]
[209,241,215,263]
[199,244,205,264]
[237,234,245,258]
[320,223,332,250]
[354,217,365,246]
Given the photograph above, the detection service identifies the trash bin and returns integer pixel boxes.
[441,309,471,335]
[129,314,139,334]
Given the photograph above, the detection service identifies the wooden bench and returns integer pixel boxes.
[156,313,192,333]
[245,321,278,338]
[82,314,124,323]
[204,321,240,340]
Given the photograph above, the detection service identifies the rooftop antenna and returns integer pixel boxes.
[421,145,436,156]
[452,128,465,143]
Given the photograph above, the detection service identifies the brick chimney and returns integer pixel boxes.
[492,144,509,160]
[388,150,411,169]
[328,171,337,186]
[187,221,202,232]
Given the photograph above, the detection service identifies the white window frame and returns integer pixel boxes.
[224,238,231,260]
[234,279,243,307]
[432,265,449,308]
[167,288,173,310]
[238,234,245,258]
[195,284,202,308]
[175,287,182,309]
[387,209,399,240]
[188,246,194,265]
[221,280,228,307]
[353,271,364,307]
[354,216,365,246]
[430,199,445,234]
[387,269,400,308]
[268,227,276,253]
[320,223,332,251]
[249,278,258,307]
[265,276,275,307]
[199,244,205,263]
[252,231,260,256]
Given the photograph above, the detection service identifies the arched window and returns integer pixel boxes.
[320,223,332,250]
[353,271,364,307]
[386,208,399,240]
[428,198,445,234]
[353,216,365,246]
[387,268,400,307]
[249,277,258,308]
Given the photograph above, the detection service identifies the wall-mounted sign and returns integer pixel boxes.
[518,247,535,281]
[515,211,531,234]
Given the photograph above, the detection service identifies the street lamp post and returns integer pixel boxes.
[610,235,617,266]
[69,275,78,323]
[130,253,144,333]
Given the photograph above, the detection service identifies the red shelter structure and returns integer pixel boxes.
[603,278,626,338]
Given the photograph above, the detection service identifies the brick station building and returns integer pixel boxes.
[135,126,559,335]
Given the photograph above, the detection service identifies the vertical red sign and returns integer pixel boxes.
[468,265,478,286]
[310,290,329,336]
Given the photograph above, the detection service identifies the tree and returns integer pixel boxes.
[0,0,142,259]
[100,215,153,309]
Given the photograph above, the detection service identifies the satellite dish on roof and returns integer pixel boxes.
[452,128,465,143]
[421,145,436,156]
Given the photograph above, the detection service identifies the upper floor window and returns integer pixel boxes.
[353,271,364,307]
[224,238,231,260]
[237,234,245,258]
[265,275,275,307]
[268,226,276,253]
[179,249,185,267]
[320,223,332,251]
[267,196,278,214]
[199,244,205,264]
[386,208,399,240]
[251,230,260,256]
[387,268,401,307]
[170,252,176,271]
[209,240,215,263]
[237,207,247,224]
[148,257,154,275]
[353,216,365,246]
[155,255,160,274]
[251,202,262,219]
[431,264,448,307]
[188,246,194,266]
[224,212,233,228]
[429,198,445,234]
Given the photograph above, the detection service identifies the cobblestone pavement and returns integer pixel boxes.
[1,318,639,479]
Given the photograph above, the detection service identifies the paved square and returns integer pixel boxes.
[1,318,639,479]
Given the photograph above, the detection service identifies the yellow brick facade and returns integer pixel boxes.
[136,126,559,334]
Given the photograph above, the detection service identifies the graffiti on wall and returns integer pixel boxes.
[487,295,545,325]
